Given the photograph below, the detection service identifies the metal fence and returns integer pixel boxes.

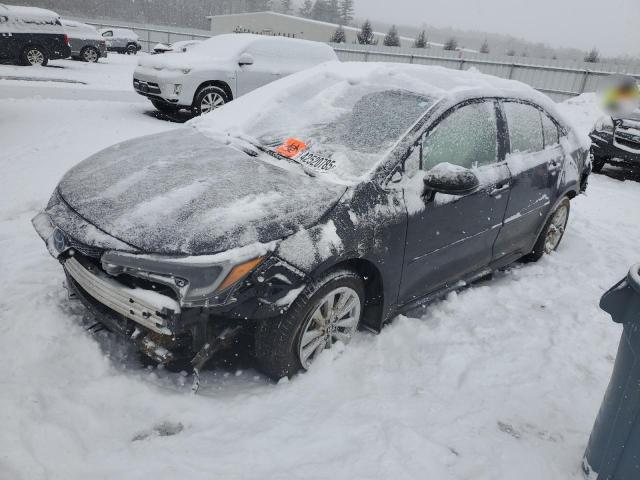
[76,18,640,102]
[333,44,640,101]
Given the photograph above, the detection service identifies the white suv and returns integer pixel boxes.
[133,33,338,115]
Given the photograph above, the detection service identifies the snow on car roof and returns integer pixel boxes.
[192,62,587,183]
[0,4,60,19]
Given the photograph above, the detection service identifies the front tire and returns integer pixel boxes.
[81,46,100,63]
[255,269,364,380]
[191,86,228,116]
[591,154,607,173]
[21,45,48,66]
[522,198,570,262]
[126,43,138,55]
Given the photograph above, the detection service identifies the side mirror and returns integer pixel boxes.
[238,53,254,66]
[423,163,479,197]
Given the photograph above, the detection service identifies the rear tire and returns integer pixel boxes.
[21,45,48,66]
[255,268,364,380]
[522,198,571,263]
[151,99,180,114]
[81,46,100,63]
[126,43,138,55]
[191,86,228,116]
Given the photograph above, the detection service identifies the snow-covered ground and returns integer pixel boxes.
[1,57,639,480]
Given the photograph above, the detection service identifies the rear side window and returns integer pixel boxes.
[541,113,560,147]
[102,30,113,37]
[504,102,544,154]
[422,102,498,170]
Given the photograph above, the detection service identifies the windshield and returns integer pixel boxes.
[194,74,435,183]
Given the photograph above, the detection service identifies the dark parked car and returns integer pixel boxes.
[590,111,640,173]
[0,4,70,66]
[32,63,590,380]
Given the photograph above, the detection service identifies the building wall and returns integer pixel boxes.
[209,12,415,47]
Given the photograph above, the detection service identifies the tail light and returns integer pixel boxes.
[63,34,69,45]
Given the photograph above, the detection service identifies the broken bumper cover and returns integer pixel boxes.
[64,256,178,335]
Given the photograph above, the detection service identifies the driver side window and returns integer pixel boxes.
[422,101,498,171]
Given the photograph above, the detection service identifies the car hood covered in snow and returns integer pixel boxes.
[55,128,346,255]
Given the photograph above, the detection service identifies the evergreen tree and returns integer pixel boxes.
[357,19,376,45]
[247,0,271,12]
[584,48,599,63]
[506,49,516,56]
[339,0,355,25]
[413,30,428,48]
[299,0,314,17]
[280,0,292,14]
[443,37,458,51]
[311,0,329,21]
[329,24,347,43]
[328,0,341,23]
[383,25,400,47]
[479,39,489,54]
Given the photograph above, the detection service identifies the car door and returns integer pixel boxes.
[236,41,283,97]
[398,100,511,305]
[493,101,562,260]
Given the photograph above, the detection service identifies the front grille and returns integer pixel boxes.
[68,237,104,259]
[133,78,162,95]
[614,127,640,151]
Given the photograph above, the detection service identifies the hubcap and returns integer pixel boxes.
[298,287,361,369]
[26,49,44,65]
[544,205,568,254]
[84,49,98,62]
[200,92,225,114]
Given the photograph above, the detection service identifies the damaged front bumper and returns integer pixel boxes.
[32,210,309,365]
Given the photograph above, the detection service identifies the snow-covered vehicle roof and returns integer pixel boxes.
[139,33,337,69]
[0,4,60,20]
[61,19,100,40]
[192,61,587,183]
[0,4,62,32]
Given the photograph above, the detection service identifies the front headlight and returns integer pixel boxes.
[101,244,274,307]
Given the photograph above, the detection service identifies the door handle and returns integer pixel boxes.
[489,183,510,197]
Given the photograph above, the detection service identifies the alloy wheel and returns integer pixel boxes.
[26,48,45,65]
[83,48,99,62]
[200,92,225,114]
[297,286,361,369]
[544,205,568,253]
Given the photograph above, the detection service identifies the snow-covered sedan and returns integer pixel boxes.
[33,63,590,380]
[133,33,338,115]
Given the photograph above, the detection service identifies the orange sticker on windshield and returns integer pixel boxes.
[276,138,308,158]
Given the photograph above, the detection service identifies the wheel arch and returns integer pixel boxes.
[193,80,234,105]
[312,257,385,332]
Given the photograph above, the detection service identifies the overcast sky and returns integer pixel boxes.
[354,0,639,57]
